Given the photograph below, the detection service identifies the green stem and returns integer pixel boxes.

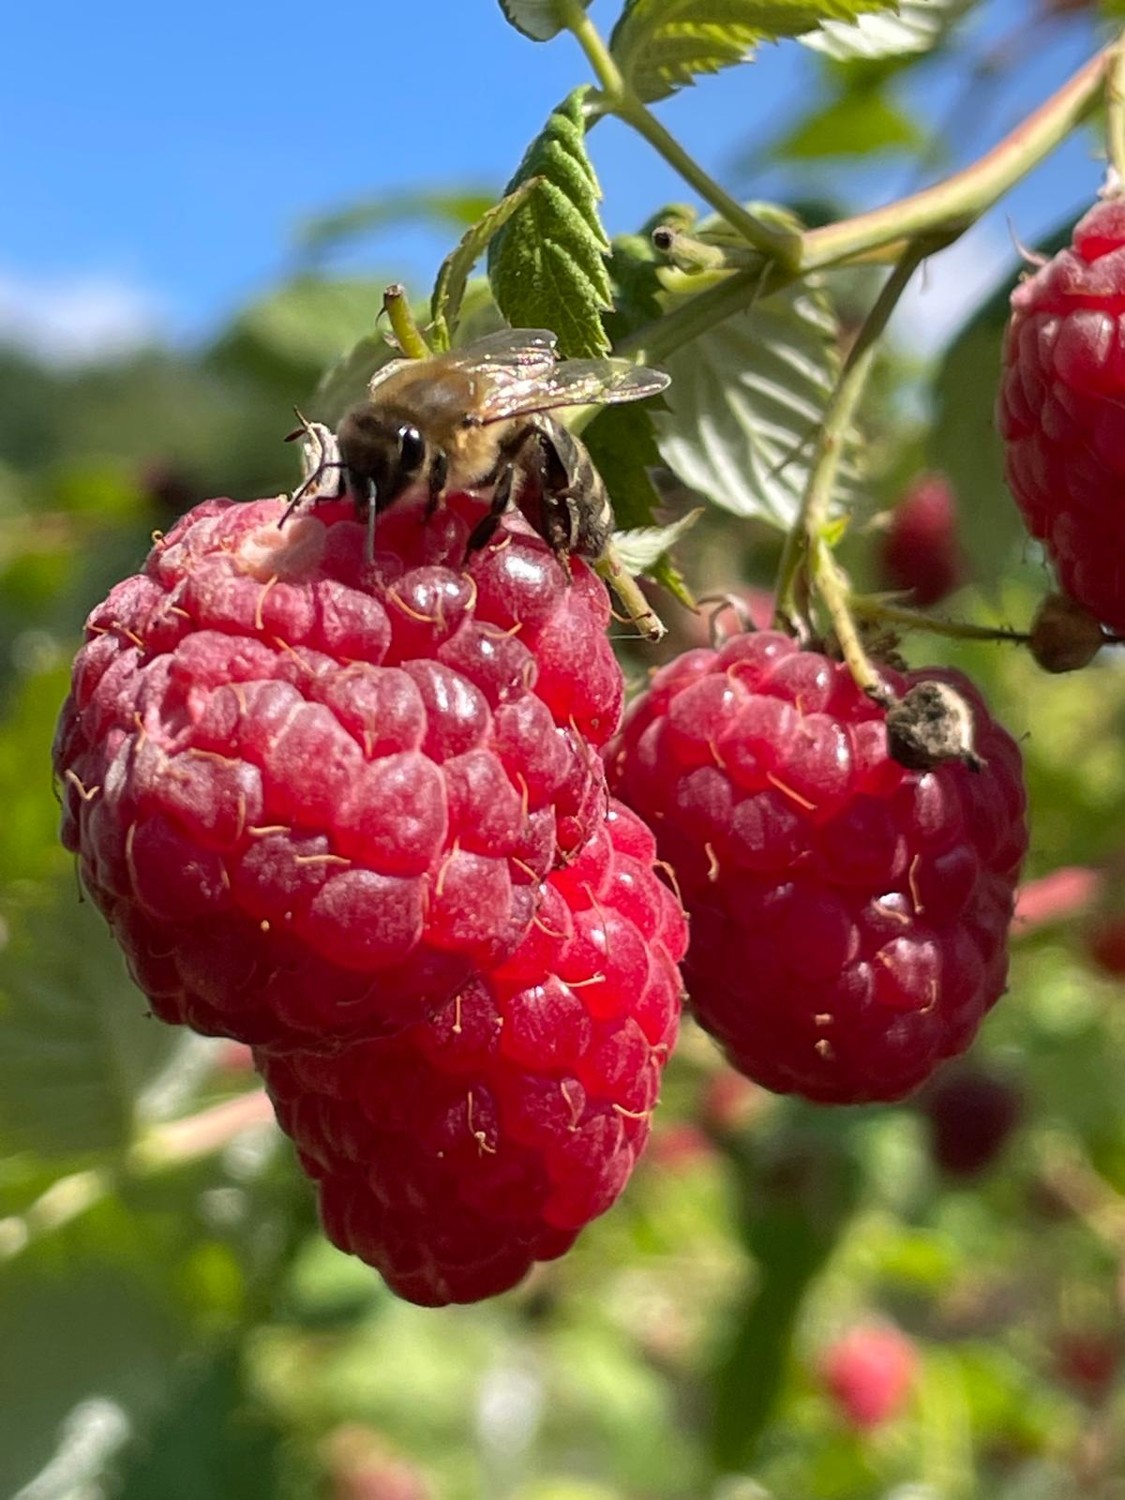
[615,43,1109,371]
[559,0,799,264]
[383,283,431,360]
[558,0,626,96]
[614,97,801,264]
[774,243,934,692]
[850,595,1031,644]
[616,262,776,365]
[1106,39,1125,188]
[799,44,1108,272]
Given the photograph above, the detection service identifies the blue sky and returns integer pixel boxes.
[0,0,1108,361]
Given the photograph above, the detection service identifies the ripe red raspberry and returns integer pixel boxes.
[255,801,686,1306]
[998,198,1125,630]
[878,472,965,606]
[819,1324,918,1430]
[606,632,1028,1103]
[52,493,623,1047]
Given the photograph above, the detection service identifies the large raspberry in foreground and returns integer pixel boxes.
[256,802,687,1306]
[606,632,1028,1104]
[998,198,1125,631]
[53,494,623,1047]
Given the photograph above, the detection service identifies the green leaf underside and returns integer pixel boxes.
[497,0,589,41]
[610,0,899,103]
[801,0,963,61]
[654,281,852,530]
[431,177,544,349]
[488,90,613,358]
[613,508,704,571]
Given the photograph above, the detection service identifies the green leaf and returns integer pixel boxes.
[314,332,398,426]
[498,0,589,40]
[710,1121,863,1469]
[609,0,898,103]
[294,189,496,259]
[582,403,664,533]
[801,0,964,60]
[0,1205,186,1496]
[773,87,924,160]
[612,508,703,572]
[653,279,850,530]
[487,90,612,357]
[208,277,389,395]
[604,233,667,345]
[0,891,178,1159]
[112,1347,286,1500]
[431,177,545,350]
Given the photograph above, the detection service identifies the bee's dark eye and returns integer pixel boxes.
[397,425,426,476]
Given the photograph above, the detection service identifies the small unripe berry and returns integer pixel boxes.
[1029,592,1105,673]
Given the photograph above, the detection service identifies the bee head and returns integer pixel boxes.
[337,406,432,512]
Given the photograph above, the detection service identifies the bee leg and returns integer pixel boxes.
[535,433,581,581]
[361,479,379,564]
[425,451,448,520]
[465,463,516,556]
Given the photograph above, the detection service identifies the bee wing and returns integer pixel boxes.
[366,356,414,395]
[474,359,670,425]
[365,330,559,398]
[451,327,559,369]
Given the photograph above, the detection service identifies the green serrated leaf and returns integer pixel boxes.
[613,508,704,572]
[604,234,666,345]
[654,279,851,530]
[431,177,545,350]
[488,90,612,357]
[582,403,664,533]
[0,892,178,1159]
[610,0,898,104]
[651,552,696,609]
[802,0,965,60]
[498,0,590,40]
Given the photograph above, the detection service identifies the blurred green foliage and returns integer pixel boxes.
[7,2,1125,1497]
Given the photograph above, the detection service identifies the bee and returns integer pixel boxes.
[287,328,669,616]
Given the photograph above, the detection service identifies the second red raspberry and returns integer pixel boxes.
[606,632,1028,1104]
[998,197,1125,631]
